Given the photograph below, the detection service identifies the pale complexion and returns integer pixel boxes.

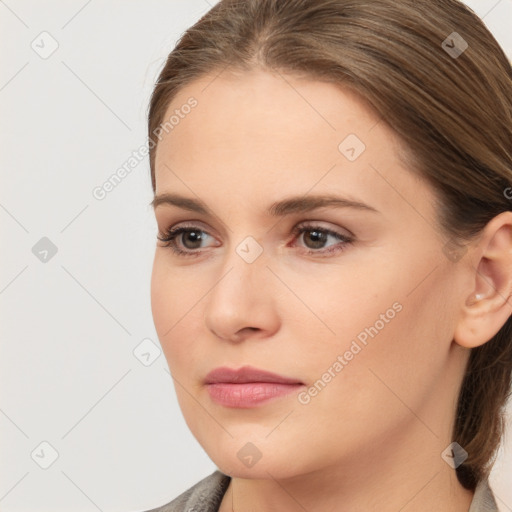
[150,68,512,511]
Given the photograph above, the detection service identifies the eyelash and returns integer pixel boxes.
[157,223,354,258]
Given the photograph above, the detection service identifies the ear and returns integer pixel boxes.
[454,211,512,349]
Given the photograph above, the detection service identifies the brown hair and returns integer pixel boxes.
[147,0,512,490]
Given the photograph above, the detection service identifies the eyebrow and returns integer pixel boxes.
[151,193,380,216]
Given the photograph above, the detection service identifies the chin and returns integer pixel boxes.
[203,439,310,481]
[214,457,296,480]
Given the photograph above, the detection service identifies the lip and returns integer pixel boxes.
[204,365,303,385]
[204,365,304,408]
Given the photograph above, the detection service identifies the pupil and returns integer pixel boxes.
[305,230,326,249]
[183,231,202,249]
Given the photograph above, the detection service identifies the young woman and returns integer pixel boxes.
[145,0,512,510]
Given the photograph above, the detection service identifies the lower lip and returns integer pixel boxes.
[206,382,303,408]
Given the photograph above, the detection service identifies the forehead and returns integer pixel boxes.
[157,68,381,154]
[153,68,434,222]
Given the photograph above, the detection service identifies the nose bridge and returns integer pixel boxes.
[203,235,277,339]
[211,235,267,306]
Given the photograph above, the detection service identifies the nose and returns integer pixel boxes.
[203,246,280,343]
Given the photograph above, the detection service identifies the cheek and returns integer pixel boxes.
[150,253,209,375]
[275,268,454,466]
[150,254,171,339]
[294,255,454,402]
[330,269,453,410]
[287,264,401,365]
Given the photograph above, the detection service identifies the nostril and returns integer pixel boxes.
[234,327,260,339]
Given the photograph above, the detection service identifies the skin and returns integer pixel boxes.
[150,68,512,511]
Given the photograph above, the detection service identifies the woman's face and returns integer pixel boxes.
[150,69,470,479]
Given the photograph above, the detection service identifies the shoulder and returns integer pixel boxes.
[469,479,499,512]
[143,470,231,512]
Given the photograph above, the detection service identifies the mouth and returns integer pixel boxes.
[204,365,305,408]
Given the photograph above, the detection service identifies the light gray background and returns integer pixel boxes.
[1,1,511,511]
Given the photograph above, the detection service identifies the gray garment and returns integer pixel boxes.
[144,470,499,512]
[469,478,500,512]
[144,471,229,512]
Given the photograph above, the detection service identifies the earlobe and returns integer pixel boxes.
[453,212,512,349]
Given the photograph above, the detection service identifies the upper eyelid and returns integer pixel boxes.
[293,221,353,236]
[162,220,349,236]
[161,222,352,246]
[158,219,214,235]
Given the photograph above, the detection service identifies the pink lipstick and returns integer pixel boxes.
[204,365,304,408]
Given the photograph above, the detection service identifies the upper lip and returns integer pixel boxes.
[204,365,303,385]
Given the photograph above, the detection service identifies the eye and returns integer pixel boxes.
[157,224,218,257]
[290,223,354,256]
[157,221,354,258]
